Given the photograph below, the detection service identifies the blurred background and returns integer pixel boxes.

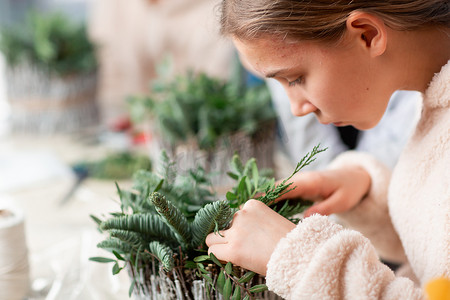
[0,0,242,299]
[0,1,422,299]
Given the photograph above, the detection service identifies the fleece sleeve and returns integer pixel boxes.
[266,215,424,300]
[328,151,407,263]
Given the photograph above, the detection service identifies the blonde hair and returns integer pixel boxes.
[220,0,450,42]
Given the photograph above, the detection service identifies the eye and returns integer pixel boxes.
[288,76,304,87]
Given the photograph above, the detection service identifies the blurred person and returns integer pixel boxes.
[88,0,235,123]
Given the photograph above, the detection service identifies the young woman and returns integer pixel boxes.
[206,1,449,299]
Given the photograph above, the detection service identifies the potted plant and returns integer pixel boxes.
[90,145,324,299]
[128,60,277,186]
[0,11,99,134]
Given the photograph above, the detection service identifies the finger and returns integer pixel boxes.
[205,231,228,246]
[303,190,349,217]
[277,172,326,201]
[207,244,233,263]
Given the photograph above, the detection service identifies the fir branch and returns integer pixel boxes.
[148,241,175,271]
[107,229,146,250]
[191,200,234,248]
[97,237,132,254]
[157,151,177,189]
[100,214,179,245]
[149,192,192,249]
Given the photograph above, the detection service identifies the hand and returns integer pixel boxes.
[206,200,296,275]
[279,166,371,217]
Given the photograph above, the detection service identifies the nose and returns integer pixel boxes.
[288,97,317,117]
[284,86,317,117]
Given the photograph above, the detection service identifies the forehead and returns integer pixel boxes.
[232,36,320,76]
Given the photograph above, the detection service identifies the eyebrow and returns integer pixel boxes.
[264,69,288,79]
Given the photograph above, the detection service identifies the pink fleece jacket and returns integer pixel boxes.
[266,61,450,300]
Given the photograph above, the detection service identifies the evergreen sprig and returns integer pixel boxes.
[191,200,233,248]
[148,241,174,271]
[150,192,192,248]
[100,213,179,245]
[128,60,276,151]
[90,146,325,298]
[226,144,327,222]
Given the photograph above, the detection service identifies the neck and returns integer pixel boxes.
[392,27,450,93]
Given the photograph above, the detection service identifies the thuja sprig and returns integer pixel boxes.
[258,144,326,205]
[226,144,326,222]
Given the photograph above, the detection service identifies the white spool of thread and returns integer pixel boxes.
[0,203,30,300]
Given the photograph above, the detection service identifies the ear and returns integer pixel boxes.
[346,11,387,57]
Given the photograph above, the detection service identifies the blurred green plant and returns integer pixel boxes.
[0,11,97,75]
[128,59,277,150]
[74,152,152,181]
[90,145,325,299]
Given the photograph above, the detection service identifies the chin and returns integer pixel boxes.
[353,122,378,130]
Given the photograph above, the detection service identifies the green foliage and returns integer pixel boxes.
[0,11,97,75]
[128,59,277,150]
[99,213,179,247]
[149,192,192,248]
[91,146,325,298]
[226,144,326,223]
[191,200,233,248]
[75,152,152,180]
[148,241,174,271]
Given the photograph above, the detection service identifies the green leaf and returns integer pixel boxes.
[237,271,255,283]
[225,262,233,275]
[201,273,213,285]
[237,176,248,198]
[227,172,239,180]
[129,278,136,297]
[205,281,211,295]
[223,278,232,300]
[209,253,223,267]
[245,176,253,197]
[89,257,116,263]
[243,295,250,300]
[226,191,237,201]
[231,286,241,300]
[153,178,164,193]
[112,262,122,275]
[184,261,197,269]
[112,250,125,261]
[230,154,244,175]
[252,162,259,189]
[197,263,207,274]
[193,255,211,262]
[216,271,225,294]
[248,284,268,293]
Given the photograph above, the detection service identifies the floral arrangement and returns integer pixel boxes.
[90,146,324,299]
